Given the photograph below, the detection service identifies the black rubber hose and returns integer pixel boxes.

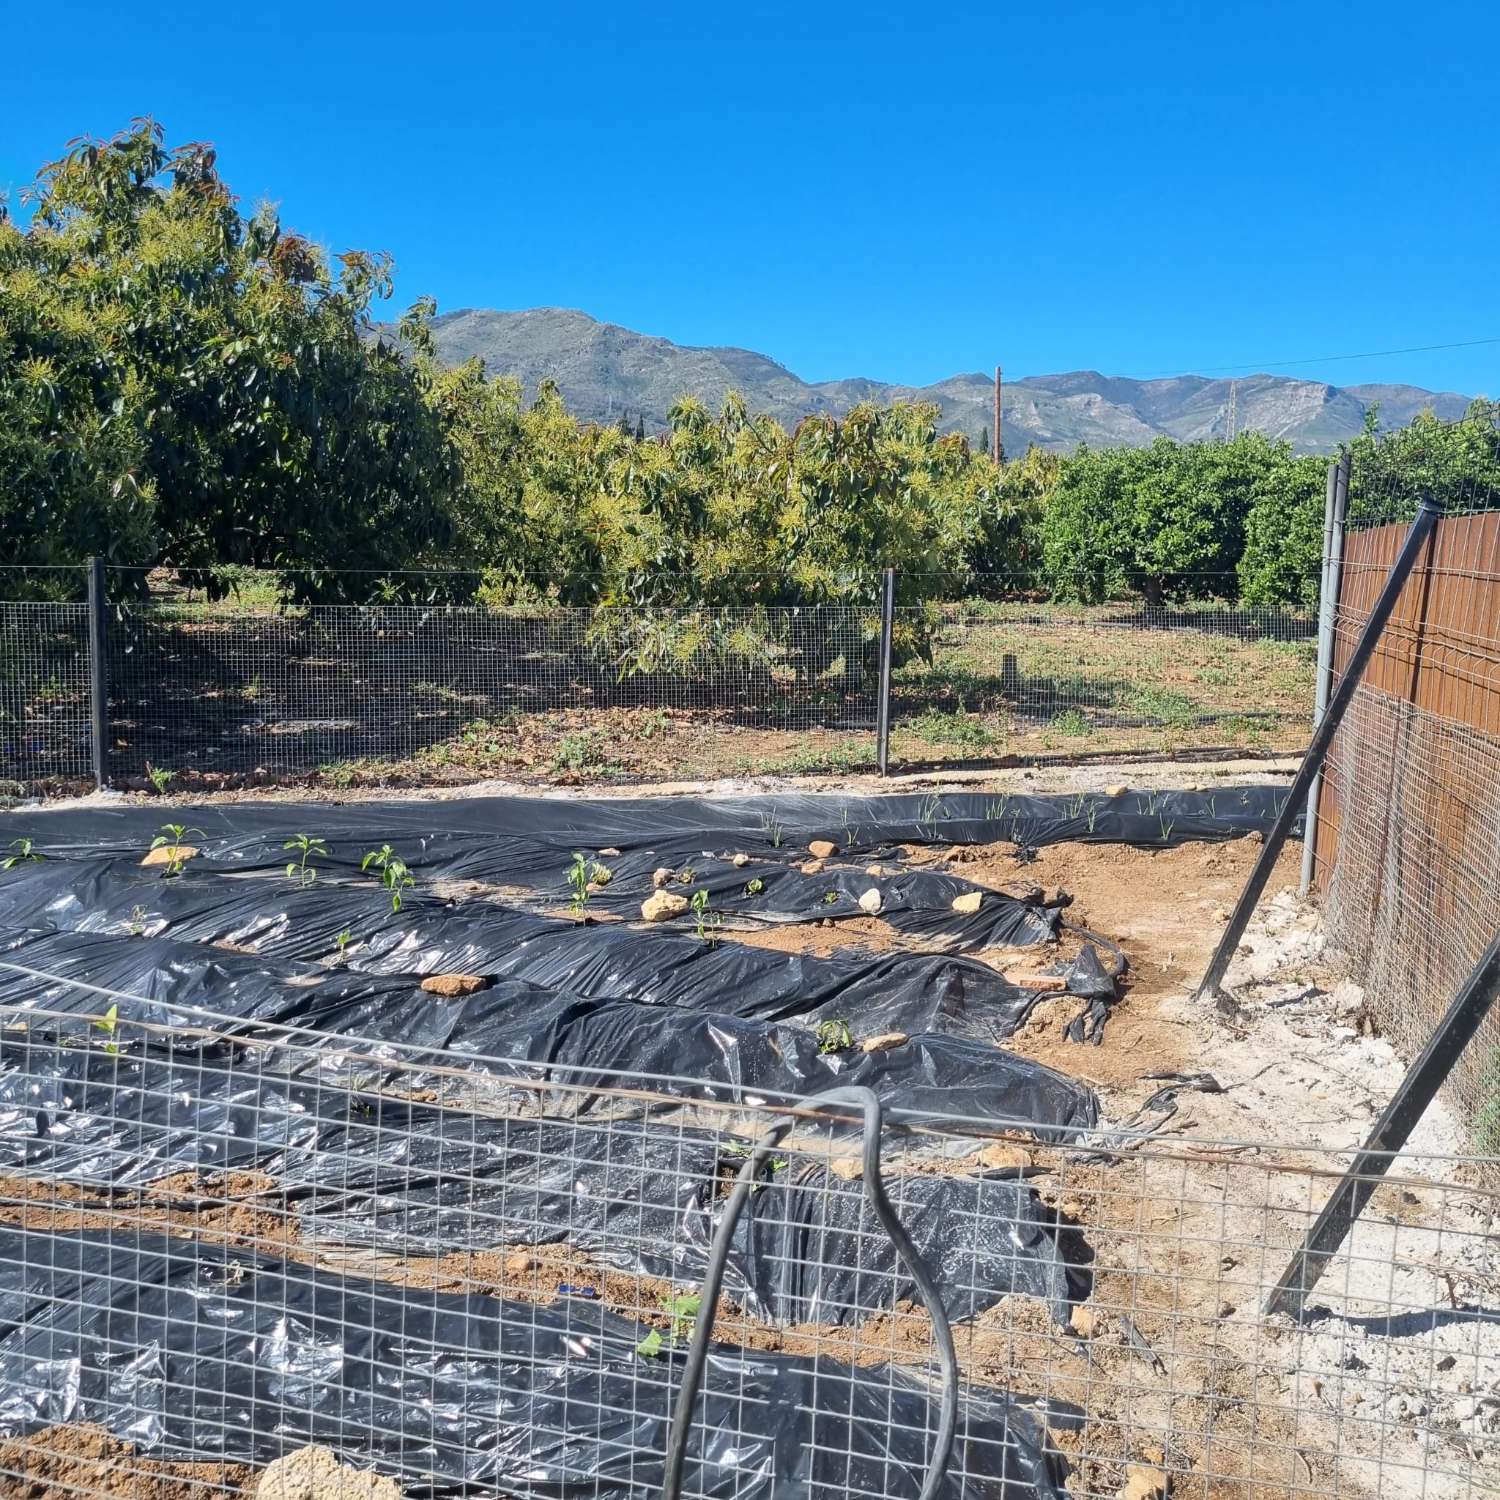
[660,1084,959,1500]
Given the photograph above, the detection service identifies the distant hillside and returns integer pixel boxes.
[410,306,1477,455]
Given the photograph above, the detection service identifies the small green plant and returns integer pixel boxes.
[744,877,764,896]
[334,928,353,958]
[1054,709,1092,739]
[1,838,43,870]
[567,851,591,913]
[677,867,696,885]
[566,852,615,913]
[362,845,415,912]
[816,1018,853,1054]
[146,763,175,795]
[690,888,722,945]
[93,1003,120,1056]
[635,1292,705,1359]
[823,889,840,905]
[283,834,328,887]
[1158,815,1176,842]
[662,1291,701,1336]
[758,810,786,849]
[150,824,204,878]
[127,905,148,937]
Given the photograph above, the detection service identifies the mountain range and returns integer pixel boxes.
[413,307,1475,455]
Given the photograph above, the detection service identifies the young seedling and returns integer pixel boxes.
[127,905,148,937]
[635,1292,705,1358]
[146,763,174,795]
[567,851,591,913]
[823,889,840,905]
[151,824,204,878]
[362,845,415,912]
[758,810,786,849]
[1,838,44,870]
[283,833,328,887]
[816,1018,853,1054]
[662,1292,702,1338]
[93,1004,120,1056]
[690,888,722,945]
[744,877,764,896]
[334,928,353,959]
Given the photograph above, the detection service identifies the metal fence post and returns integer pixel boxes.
[1265,927,1500,1318]
[1300,450,1350,894]
[86,557,109,791]
[1196,493,1444,1005]
[875,569,895,776]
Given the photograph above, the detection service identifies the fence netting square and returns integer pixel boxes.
[0,980,1494,1500]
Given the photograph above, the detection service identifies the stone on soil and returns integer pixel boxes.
[641,890,689,922]
[652,867,673,888]
[255,1445,401,1500]
[1119,1462,1169,1500]
[140,844,198,868]
[419,974,490,997]
[858,888,883,915]
[951,891,983,915]
[808,839,836,859]
[860,1031,908,1053]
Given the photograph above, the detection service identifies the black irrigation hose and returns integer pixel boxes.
[660,1085,959,1500]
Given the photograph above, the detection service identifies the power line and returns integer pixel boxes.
[1143,335,1500,380]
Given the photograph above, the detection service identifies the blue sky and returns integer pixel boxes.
[6,0,1498,395]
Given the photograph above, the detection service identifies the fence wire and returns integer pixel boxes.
[0,599,92,789]
[0,976,1494,1500]
[105,596,881,783]
[891,596,1315,761]
[1310,446,1500,1148]
[0,568,1317,791]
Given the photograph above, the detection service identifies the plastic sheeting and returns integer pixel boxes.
[0,865,1072,1043]
[0,785,1296,945]
[0,926,1098,1135]
[1,784,1296,865]
[0,1228,1070,1498]
[0,1038,1087,1328]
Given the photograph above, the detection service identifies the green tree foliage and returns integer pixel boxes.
[1348,399,1500,524]
[5,122,1494,625]
[1042,434,1325,604]
[1,120,456,599]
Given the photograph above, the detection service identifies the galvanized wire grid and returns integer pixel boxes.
[105,594,881,778]
[1310,446,1500,1145]
[891,590,1316,756]
[0,976,1495,1500]
[0,599,93,786]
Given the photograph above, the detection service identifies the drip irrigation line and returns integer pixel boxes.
[661,1085,959,1500]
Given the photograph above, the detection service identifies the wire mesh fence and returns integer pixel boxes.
[1312,510,1500,1148]
[0,975,1495,1500]
[891,592,1316,762]
[0,568,1317,791]
[105,594,882,782]
[0,597,93,790]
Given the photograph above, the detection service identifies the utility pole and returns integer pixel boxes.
[1226,379,1238,440]
[993,365,1003,468]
